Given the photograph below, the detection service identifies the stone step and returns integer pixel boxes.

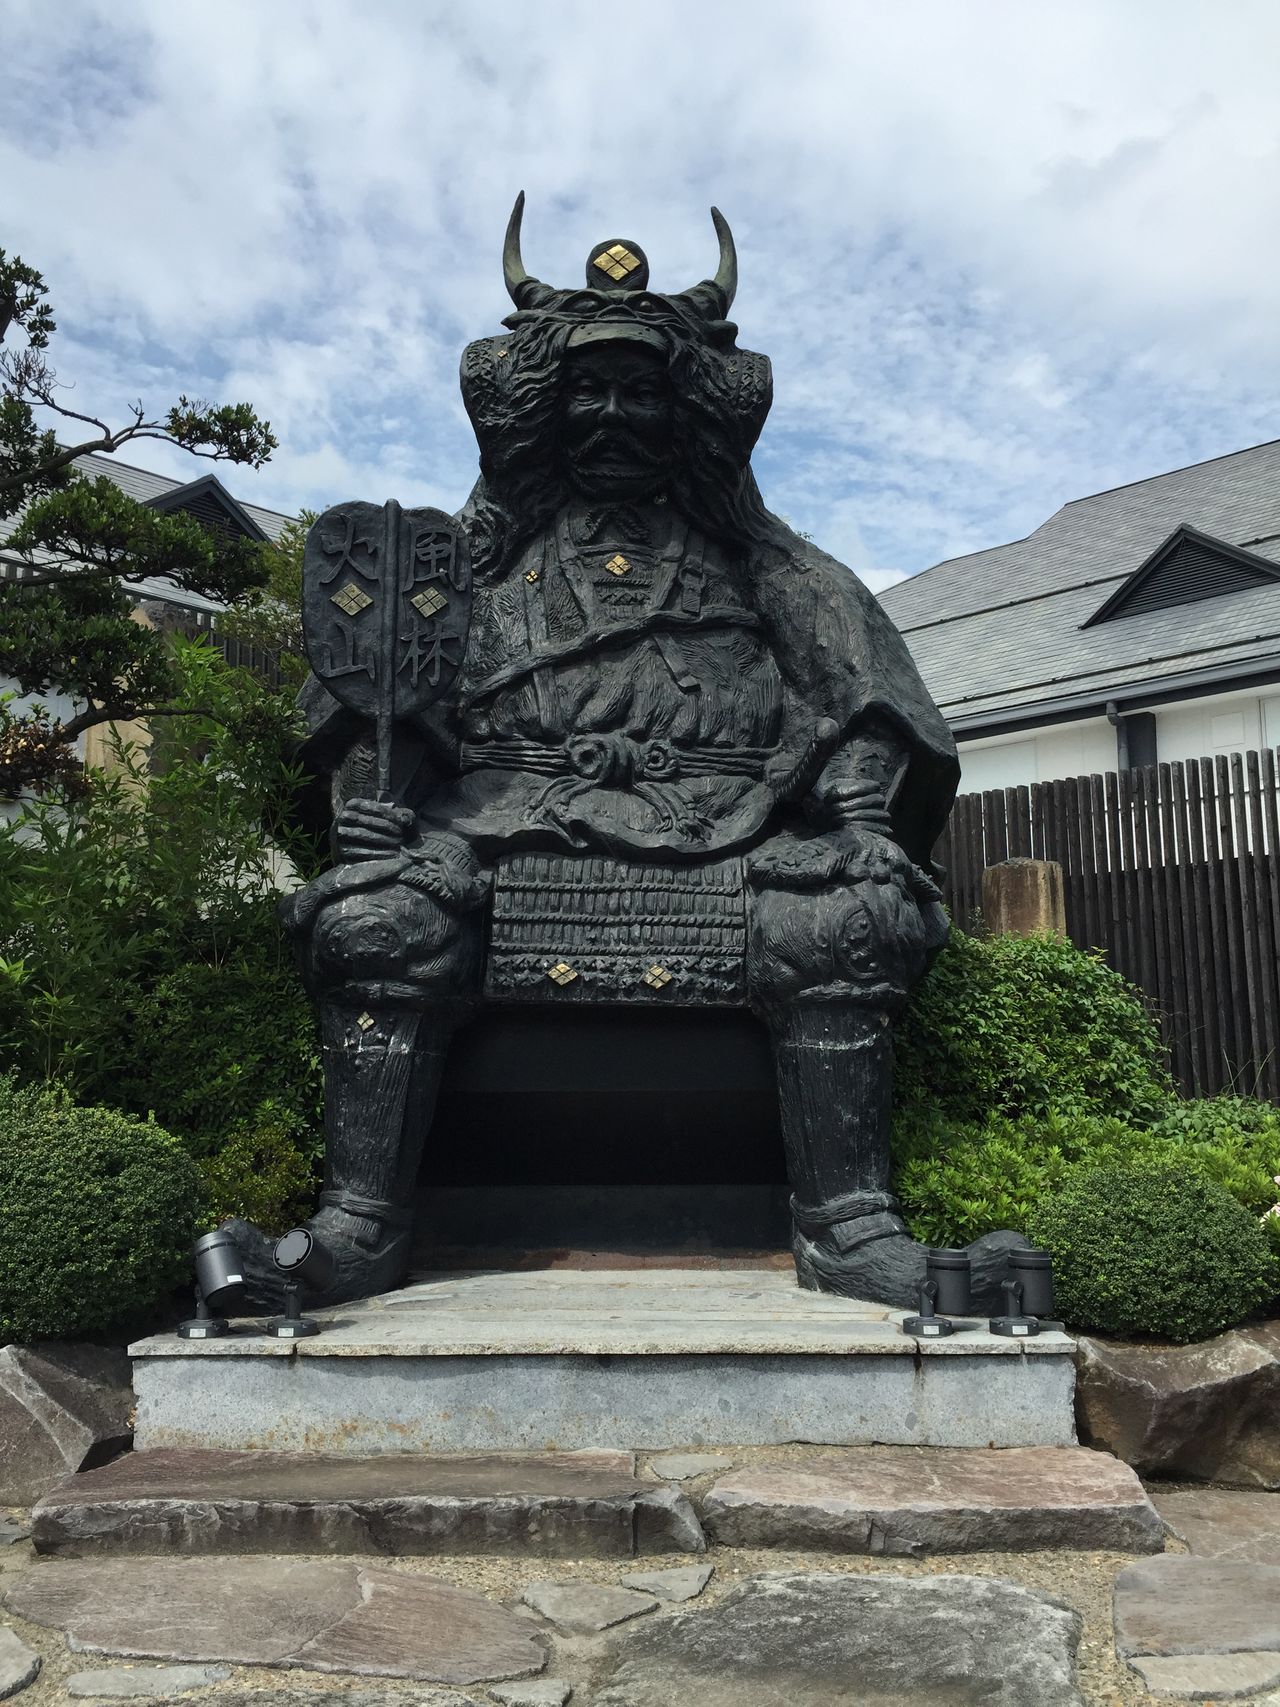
[31,1447,705,1559]
[34,1442,1162,1562]
[699,1445,1165,1555]
[128,1269,1077,1453]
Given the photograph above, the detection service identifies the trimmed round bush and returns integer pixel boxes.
[0,1076,201,1343]
[1028,1159,1277,1343]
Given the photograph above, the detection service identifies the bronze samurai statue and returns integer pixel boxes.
[225,197,1025,1311]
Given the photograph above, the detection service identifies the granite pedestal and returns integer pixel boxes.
[131,1270,1075,1454]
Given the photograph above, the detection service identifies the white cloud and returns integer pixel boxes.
[5,0,1280,580]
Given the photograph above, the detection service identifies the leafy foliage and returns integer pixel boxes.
[893,929,1173,1132]
[218,509,314,689]
[0,244,277,792]
[1027,1160,1277,1342]
[0,639,324,1229]
[0,1076,201,1343]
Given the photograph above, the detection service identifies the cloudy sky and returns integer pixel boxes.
[6,0,1280,591]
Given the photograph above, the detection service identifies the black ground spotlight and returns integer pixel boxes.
[177,1229,246,1339]
[266,1227,338,1339]
[1009,1247,1063,1332]
[903,1248,971,1338]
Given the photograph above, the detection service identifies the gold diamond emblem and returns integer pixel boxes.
[524,569,540,584]
[605,554,631,576]
[332,582,372,616]
[643,965,673,989]
[410,587,448,619]
[547,961,578,986]
[592,243,641,282]
[356,1011,376,1031]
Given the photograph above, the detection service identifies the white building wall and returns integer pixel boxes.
[956,685,1280,793]
[957,716,1116,793]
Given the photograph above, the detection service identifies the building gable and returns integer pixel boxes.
[1082,524,1280,628]
[144,473,270,544]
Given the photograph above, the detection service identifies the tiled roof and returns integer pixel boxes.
[879,438,1280,729]
[1,452,295,616]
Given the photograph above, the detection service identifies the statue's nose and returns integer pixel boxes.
[599,388,626,422]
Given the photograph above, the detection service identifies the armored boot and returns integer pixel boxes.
[225,1001,455,1311]
[773,1003,1026,1311]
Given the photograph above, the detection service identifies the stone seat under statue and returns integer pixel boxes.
[224,197,1027,1313]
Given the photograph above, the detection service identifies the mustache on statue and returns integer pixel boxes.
[573,429,669,470]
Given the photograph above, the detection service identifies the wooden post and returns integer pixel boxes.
[982,858,1067,937]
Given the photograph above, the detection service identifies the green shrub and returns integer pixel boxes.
[893,929,1173,1130]
[106,953,322,1158]
[197,1100,320,1234]
[0,1077,201,1343]
[895,1111,1170,1248]
[1027,1159,1277,1342]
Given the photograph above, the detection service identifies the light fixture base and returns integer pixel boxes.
[989,1314,1040,1338]
[177,1313,230,1340]
[902,1313,956,1338]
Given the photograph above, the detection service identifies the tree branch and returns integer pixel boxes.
[56,703,226,742]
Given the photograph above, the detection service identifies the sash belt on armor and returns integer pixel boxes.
[460,732,774,782]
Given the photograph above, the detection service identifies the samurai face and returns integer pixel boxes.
[560,342,674,501]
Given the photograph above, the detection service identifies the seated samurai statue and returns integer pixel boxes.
[226,198,1024,1310]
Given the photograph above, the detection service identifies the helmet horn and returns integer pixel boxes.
[710,206,737,309]
[503,191,539,306]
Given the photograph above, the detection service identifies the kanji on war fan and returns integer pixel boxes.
[302,499,471,730]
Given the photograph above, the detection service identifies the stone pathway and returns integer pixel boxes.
[5,1557,546,1685]
[1112,1486,1280,1700]
[592,1572,1085,1706]
[32,1445,703,1559]
[701,1444,1162,1555]
[32,1442,1160,1563]
[22,1443,1280,1705]
[1149,1485,1280,1563]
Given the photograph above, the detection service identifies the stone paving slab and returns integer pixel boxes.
[3,1557,545,1685]
[522,1580,656,1634]
[1149,1486,1280,1561]
[592,1570,1085,1706]
[701,1446,1163,1555]
[1114,1554,1280,1658]
[1128,1651,1280,1697]
[31,1446,703,1558]
[65,1664,231,1697]
[0,1626,39,1700]
[620,1562,713,1600]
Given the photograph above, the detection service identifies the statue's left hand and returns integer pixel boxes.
[335,797,415,862]
[748,825,941,903]
[811,777,895,835]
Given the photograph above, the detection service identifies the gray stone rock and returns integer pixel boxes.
[1076,1323,1280,1488]
[648,1453,735,1481]
[4,1557,545,1684]
[521,1581,656,1634]
[489,1683,572,1707]
[33,1445,703,1559]
[0,1627,40,1701]
[198,1696,484,1707]
[0,1526,28,1548]
[620,1564,713,1602]
[593,1571,1084,1706]
[1114,1556,1280,1658]
[701,1445,1162,1555]
[1129,1652,1280,1697]
[0,1343,133,1505]
[1150,1486,1280,1561]
[66,1665,232,1698]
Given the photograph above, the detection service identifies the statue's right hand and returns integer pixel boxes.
[335,798,415,862]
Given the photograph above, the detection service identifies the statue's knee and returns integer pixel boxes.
[311,884,478,997]
[748,878,930,1013]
